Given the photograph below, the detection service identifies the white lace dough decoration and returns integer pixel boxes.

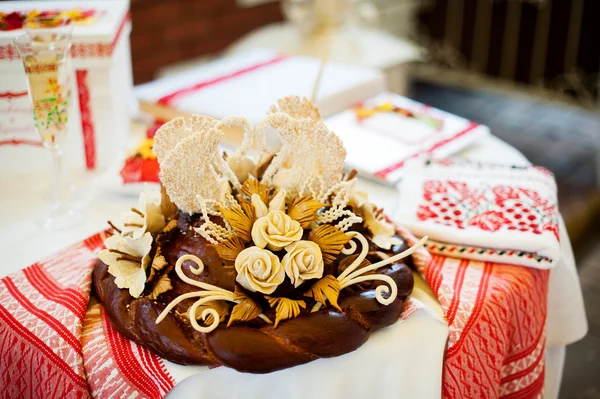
[159,130,232,214]
[153,97,347,214]
[258,113,346,196]
[268,96,322,121]
[153,115,217,164]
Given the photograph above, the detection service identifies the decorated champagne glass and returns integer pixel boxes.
[14,24,83,229]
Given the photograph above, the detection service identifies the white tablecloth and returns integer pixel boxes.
[0,134,587,398]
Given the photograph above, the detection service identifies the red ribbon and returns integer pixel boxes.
[76,69,96,170]
[0,139,43,147]
[374,121,480,178]
[0,91,28,99]
[157,56,287,106]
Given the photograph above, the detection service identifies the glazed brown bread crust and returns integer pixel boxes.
[93,220,414,373]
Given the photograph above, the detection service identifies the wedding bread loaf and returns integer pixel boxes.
[94,97,426,373]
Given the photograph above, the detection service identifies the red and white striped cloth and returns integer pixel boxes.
[0,230,548,398]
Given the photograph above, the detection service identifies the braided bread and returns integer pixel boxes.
[93,216,415,374]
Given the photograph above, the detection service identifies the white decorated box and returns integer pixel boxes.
[135,49,386,124]
[0,0,135,171]
[324,92,490,184]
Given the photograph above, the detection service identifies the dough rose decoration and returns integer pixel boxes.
[283,241,324,288]
[235,246,284,294]
[95,96,428,373]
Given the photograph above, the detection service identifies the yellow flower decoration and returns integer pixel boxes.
[45,78,61,95]
[138,138,156,160]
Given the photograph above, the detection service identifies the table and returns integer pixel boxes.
[0,132,587,398]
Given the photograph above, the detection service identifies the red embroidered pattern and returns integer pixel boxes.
[0,227,548,398]
[0,91,28,98]
[0,11,129,60]
[81,304,175,398]
[0,233,105,398]
[0,43,111,60]
[417,180,559,241]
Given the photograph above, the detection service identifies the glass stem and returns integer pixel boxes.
[51,146,63,208]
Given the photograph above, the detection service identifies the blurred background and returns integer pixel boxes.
[1,0,598,396]
[127,0,600,397]
[130,0,600,395]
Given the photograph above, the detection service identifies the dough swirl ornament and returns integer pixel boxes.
[155,254,273,332]
[93,96,428,373]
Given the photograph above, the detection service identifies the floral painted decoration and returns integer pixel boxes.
[100,96,427,331]
[0,9,98,31]
[354,102,444,130]
[28,75,69,142]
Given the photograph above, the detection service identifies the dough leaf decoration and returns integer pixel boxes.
[149,270,172,300]
[240,175,272,203]
[308,224,352,264]
[266,296,306,328]
[218,202,255,243]
[304,275,341,311]
[151,247,168,271]
[227,287,262,327]
[287,196,326,229]
[213,236,246,263]
[160,184,178,222]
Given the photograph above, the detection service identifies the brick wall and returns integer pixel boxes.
[130,0,283,84]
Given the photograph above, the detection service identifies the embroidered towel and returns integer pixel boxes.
[0,230,439,399]
[395,159,561,269]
